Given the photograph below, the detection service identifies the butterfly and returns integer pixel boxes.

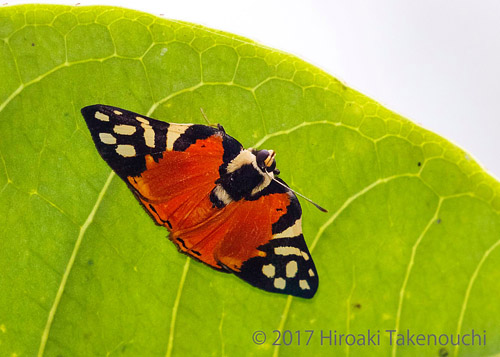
[81,104,320,298]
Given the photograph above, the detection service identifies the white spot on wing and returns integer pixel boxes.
[95,111,109,122]
[308,269,315,277]
[99,133,116,144]
[286,261,298,278]
[142,123,155,148]
[301,251,310,261]
[113,110,123,115]
[136,116,149,124]
[273,218,302,239]
[274,277,286,290]
[116,144,136,157]
[113,125,136,135]
[274,246,301,257]
[166,124,191,150]
[299,280,310,290]
[262,264,275,278]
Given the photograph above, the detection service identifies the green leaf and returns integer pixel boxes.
[1,5,499,357]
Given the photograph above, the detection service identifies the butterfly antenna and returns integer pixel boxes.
[200,107,212,125]
[267,173,328,212]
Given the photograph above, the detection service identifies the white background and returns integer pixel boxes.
[6,0,500,178]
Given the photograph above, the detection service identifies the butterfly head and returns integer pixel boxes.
[254,149,279,175]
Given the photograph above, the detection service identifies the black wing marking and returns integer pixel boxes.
[81,104,170,180]
[236,235,319,299]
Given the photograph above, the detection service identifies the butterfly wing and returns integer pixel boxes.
[81,104,243,270]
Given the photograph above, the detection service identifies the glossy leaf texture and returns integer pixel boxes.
[1,5,499,357]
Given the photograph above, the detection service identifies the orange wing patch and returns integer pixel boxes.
[129,134,224,203]
[152,192,289,270]
[214,193,290,271]
[127,133,230,269]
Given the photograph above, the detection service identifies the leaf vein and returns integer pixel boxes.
[37,171,114,357]
[252,120,377,148]
[454,237,500,357]
[0,55,120,114]
[165,257,191,357]
[345,266,356,357]
[272,295,293,357]
[391,197,442,357]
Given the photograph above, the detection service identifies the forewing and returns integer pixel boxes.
[81,104,170,181]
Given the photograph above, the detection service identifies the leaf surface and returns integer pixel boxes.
[0,5,499,357]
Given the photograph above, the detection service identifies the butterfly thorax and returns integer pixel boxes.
[210,149,277,208]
